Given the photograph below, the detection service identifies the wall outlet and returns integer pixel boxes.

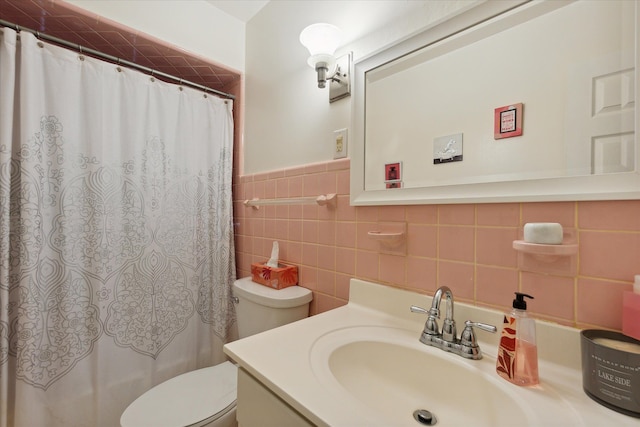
[333,128,348,159]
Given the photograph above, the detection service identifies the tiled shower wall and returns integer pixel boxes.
[234,159,640,332]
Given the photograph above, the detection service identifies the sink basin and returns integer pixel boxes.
[310,325,581,426]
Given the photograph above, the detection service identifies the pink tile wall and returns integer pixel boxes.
[234,159,640,331]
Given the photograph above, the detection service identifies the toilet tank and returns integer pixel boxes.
[232,277,313,338]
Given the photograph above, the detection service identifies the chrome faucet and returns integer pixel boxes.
[411,286,497,360]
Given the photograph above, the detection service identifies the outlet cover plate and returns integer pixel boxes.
[333,128,348,159]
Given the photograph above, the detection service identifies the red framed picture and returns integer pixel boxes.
[494,103,523,139]
[384,162,401,182]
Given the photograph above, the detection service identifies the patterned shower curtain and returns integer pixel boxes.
[0,28,236,427]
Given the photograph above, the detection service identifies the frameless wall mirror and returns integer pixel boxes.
[351,0,640,205]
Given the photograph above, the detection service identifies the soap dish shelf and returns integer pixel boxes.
[512,240,578,256]
[512,228,577,276]
[368,231,404,245]
[367,222,407,255]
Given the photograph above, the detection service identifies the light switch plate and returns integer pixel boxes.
[333,128,348,159]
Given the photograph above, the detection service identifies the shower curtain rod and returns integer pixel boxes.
[0,18,236,100]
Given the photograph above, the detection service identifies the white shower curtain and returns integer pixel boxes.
[0,28,236,427]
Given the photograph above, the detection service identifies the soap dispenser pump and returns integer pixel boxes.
[496,292,539,386]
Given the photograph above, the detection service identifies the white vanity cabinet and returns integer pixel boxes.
[236,367,314,427]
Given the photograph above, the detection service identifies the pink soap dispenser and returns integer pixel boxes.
[496,293,539,386]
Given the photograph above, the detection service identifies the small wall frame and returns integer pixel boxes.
[494,103,523,139]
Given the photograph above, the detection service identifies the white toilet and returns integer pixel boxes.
[120,277,313,427]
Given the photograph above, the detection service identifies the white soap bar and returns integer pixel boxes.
[523,223,563,245]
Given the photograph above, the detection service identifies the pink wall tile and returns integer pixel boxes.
[406,205,438,224]
[336,196,356,221]
[275,205,288,219]
[336,222,356,248]
[407,257,437,293]
[302,243,318,267]
[439,204,475,225]
[304,162,327,175]
[234,159,640,331]
[357,206,378,222]
[289,205,303,219]
[521,272,574,321]
[316,269,336,296]
[289,176,303,197]
[378,206,406,222]
[476,266,518,309]
[318,221,336,246]
[302,220,318,243]
[327,158,350,171]
[438,261,475,300]
[287,242,302,264]
[335,248,356,275]
[317,245,336,271]
[299,265,318,291]
[336,170,350,195]
[476,227,518,268]
[274,219,288,240]
[356,250,379,281]
[264,180,276,198]
[303,174,319,197]
[579,231,640,282]
[439,226,474,262]
[275,178,288,198]
[407,224,437,258]
[378,254,406,286]
[285,166,306,177]
[317,203,337,221]
[318,172,337,195]
[253,180,265,199]
[579,200,640,231]
[264,205,276,219]
[335,273,351,300]
[264,219,276,239]
[477,203,519,226]
[577,278,631,330]
[302,204,319,220]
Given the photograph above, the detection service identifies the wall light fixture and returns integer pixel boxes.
[299,23,351,102]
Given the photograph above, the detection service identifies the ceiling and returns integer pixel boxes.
[206,0,269,23]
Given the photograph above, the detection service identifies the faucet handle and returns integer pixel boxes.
[460,320,497,347]
[410,305,439,336]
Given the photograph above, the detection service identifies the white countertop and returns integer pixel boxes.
[224,279,639,426]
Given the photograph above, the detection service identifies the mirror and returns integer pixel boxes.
[351,0,640,205]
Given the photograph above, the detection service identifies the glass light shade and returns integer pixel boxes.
[299,23,342,69]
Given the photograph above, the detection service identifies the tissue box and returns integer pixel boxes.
[251,262,298,289]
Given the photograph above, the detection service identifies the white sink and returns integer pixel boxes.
[226,279,635,427]
[310,325,581,426]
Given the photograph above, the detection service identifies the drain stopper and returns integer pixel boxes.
[413,409,437,425]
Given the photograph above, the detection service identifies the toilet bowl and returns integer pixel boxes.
[120,277,312,427]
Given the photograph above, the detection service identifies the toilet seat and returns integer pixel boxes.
[121,361,237,427]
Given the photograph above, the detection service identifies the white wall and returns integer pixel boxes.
[243,0,480,175]
[67,0,246,72]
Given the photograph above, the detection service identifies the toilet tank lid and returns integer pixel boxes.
[233,277,313,308]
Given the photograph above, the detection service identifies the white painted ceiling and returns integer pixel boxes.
[206,0,269,22]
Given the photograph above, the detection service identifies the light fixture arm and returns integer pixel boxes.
[315,61,330,88]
